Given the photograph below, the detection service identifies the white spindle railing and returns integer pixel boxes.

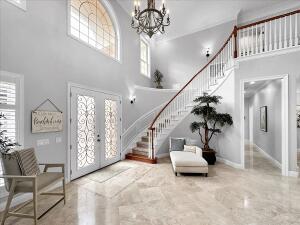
[148,32,236,159]
[238,10,300,57]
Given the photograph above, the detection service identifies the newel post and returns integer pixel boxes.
[233,26,238,58]
[149,127,155,159]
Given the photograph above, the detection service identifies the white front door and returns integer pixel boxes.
[70,86,121,180]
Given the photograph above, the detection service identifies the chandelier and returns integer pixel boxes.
[131,0,170,38]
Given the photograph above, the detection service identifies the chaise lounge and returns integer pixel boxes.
[169,138,208,176]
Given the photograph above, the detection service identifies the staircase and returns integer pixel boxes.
[124,9,300,163]
[125,133,157,163]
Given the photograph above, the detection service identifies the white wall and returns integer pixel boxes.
[131,86,177,124]
[248,80,282,163]
[0,0,156,165]
[151,20,236,89]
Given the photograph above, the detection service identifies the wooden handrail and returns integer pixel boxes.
[149,29,235,130]
[238,9,300,30]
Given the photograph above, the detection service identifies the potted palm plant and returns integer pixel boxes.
[153,70,163,89]
[190,93,233,165]
[0,113,19,155]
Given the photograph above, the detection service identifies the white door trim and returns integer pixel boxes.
[240,74,289,176]
[67,82,122,182]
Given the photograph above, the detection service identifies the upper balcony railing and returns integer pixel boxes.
[237,9,300,57]
[148,9,300,159]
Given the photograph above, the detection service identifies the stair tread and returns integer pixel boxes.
[137,141,149,145]
[125,153,157,164]
[133,146,148,152]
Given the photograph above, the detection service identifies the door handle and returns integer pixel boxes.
[97,139,101,142]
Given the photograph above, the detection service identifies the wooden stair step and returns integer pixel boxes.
[137,141,149,148]
[141,136,149,142]
[125,153,157,164]
[132,147,148,156]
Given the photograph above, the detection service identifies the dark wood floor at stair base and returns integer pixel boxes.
[125,153,157,164]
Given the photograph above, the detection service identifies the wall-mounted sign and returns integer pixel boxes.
[32,111,63,133]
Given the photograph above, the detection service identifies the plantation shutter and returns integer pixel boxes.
[0,81,17,187]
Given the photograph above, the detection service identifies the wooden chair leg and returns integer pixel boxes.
[1,180,16,225]
[62,179,66,205]
[33,180,37,225]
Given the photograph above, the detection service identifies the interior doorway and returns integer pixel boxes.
[69,84,122,180]
[241,75,289,176]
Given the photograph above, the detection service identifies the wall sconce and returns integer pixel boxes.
[130,96,136,104]
[206,48,210,58]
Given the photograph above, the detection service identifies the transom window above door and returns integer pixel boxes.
[69,0,119,60]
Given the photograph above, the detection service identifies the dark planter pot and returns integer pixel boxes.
[202,150,216,165]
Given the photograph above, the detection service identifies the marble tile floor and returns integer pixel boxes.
[244,143,281,176]
[1,156,300,225]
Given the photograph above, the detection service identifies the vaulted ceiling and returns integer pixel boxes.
[116,0,300,41]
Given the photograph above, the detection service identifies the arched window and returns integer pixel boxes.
[69,0,119,60]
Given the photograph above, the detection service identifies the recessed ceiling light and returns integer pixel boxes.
[250,81,256,85]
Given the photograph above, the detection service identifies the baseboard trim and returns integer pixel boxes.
[288,171,299,177]
[253,144,282,169]
[216,157,243,169]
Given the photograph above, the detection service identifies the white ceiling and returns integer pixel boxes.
[116,0,300,41]
[244,80,273,98]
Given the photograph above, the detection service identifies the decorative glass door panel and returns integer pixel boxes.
[70,86,121,180]
[77,95,96,169]
[105,99,118,160]
[101,95,121,167]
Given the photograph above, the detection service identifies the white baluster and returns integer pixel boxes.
[246,28,249,56]
[260,24,263,53]
[255,24,258,54]
[260,22,268,52]
[284,16,288,48]
[227,41,230,65]
[239,30,242,57]
[290,15,293,47]
[243,29,246,56]
[251,27,254,55]
[274,19,277,50]
[296,13,299,46]
[269,21,272,51]
[279,18,282,49]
